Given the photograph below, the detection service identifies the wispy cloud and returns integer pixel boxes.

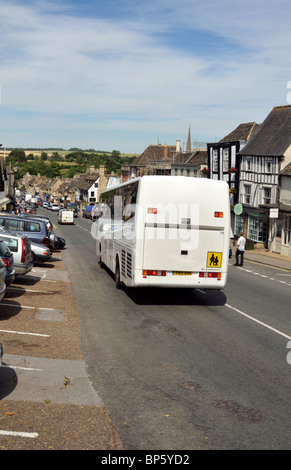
[0,0,290,151]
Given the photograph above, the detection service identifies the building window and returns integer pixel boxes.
[213,149,218,172]
[262,187,271,204]
[243,184,251,204]
[265,160,272,173]
[223,148,229,172]
[248,215,267,242]
[246,159,252,171]
[234,215,244,236]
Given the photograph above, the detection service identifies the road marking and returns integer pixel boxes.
[2,364,43,371]
[0,430,38,439]
[232,265,291,287]
[225,303,291,340]
[0,329,50,337]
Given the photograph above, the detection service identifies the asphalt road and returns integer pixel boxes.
[51,209,291,450]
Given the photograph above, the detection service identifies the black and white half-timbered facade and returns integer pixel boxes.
[207,122,260,236]
[237,105,291,248]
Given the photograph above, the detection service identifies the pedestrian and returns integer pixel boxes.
[234,232,246,266]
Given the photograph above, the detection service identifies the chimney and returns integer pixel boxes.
[164,144,168,158]
[176,140,181,152]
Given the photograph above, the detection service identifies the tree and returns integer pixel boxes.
[8,148,26,163]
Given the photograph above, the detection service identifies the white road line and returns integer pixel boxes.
[225,303,291,340]
[0,329,50,337]
[0,430,38,439]
[2,364,43,371]
[236,266,291,287]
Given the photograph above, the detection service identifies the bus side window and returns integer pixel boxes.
[122,182,138,221]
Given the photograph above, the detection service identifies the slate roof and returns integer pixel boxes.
[219,122,260,143]
[238,105,291,157]
[173,150,207,166]
[132,145,176,167]
[75,171,99,190]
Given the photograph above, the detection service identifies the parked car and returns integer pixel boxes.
[83,204,95,219]
[0,258,6,301]
[0,230,33,275]
[30,242,52,264]
[55,235,66,249]
[0,239,15,286]
[18,214,65,251]
[51,204,59,212]
[0,214,51,248]
[42,201,49,208]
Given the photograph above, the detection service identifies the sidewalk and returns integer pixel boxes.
[237,248,291,271]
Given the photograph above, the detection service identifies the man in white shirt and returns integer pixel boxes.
[234,232,246,266]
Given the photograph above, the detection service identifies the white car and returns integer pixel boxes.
[51,204,59,212]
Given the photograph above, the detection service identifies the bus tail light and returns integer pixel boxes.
[143,270,166,277]
[199,272,221,279]
[214,211,223,218]
[147,208,157,214]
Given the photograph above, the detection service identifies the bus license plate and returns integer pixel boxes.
[173,271,192,275]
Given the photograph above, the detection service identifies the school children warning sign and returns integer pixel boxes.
[207,252,222,268]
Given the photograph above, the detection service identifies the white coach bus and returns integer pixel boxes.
[94,176,230,289]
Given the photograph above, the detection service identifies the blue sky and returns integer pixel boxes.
[0,0,291,153]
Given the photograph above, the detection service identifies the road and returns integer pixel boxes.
[53,209,291,450]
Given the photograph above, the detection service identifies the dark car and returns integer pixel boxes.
[0,214,51,248]
[0,342,3,366]
[83,204,95,219]
[0,239,15,286]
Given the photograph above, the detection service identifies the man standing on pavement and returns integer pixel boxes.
[235,232,246,266]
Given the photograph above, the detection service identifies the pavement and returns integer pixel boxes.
[235,248,291,271]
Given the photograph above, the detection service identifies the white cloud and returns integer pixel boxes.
[0,0,290,151]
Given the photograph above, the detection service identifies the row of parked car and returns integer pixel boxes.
[0,210,66,303]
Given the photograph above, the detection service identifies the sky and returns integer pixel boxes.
[0,0,291,154]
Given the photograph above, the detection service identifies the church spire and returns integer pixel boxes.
[186,125,191,153]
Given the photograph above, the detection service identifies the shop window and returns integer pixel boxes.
[247,215,267,242]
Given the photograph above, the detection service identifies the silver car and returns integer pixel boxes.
[0,230,33,275]
[30,242,52,264]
